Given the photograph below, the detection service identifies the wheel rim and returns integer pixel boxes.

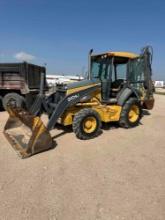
[128,104,140,123]
[8,98,17,107]
[83,116,97,133]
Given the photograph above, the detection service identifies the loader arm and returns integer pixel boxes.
[47,85,100,130]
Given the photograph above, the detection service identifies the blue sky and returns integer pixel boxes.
[0,0,164,79]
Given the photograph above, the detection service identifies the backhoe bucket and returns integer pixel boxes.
[4,107,54,158]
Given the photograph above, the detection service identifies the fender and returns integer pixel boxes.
[117,87,139,106]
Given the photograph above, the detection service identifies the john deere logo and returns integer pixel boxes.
[67,94,79,102]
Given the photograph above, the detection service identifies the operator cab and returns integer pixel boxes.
[90,51,142,103]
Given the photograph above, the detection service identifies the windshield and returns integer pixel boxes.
[91,57,112,80]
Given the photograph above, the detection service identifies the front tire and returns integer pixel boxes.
[119,98,142,128]
[73,108,102,140]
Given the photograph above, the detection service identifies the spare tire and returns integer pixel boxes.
[2,93,25,110]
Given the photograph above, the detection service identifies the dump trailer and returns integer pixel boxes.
[0,62,47,110]
[4,46,154,158]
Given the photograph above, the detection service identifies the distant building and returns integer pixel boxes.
[154,81,165,88]
[46,74,84,87]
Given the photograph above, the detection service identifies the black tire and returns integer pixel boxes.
[72,108,102,140]
[2,93,25,110]
[119,98,142,128]
[0,96,3,111]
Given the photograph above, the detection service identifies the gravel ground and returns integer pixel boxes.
[0,94,165,220]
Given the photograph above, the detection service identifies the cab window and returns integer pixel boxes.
[116,63,127,80]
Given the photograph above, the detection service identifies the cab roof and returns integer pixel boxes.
[92,51,139,59]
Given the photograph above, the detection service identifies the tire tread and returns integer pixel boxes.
[73,108,101,140]
[119,98,142,128]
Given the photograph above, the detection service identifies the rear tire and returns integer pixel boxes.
[2,93,25,110]
[73,108,102,140]
[119,98,142,128]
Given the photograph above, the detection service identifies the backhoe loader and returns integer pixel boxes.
[4,46,154,158]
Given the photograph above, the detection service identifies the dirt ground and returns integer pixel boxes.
[0,94,165,220]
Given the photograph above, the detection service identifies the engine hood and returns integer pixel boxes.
[56,79,100,91]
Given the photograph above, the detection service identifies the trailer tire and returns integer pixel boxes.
[2,93,25,110]
[0,96,3,110]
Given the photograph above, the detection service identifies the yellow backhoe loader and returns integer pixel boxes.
[4,46,154,158]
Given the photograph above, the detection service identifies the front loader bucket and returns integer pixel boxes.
[4,107,54,158]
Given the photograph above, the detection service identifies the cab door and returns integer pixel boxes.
[127,47,154,109]
[127,55,153,97]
